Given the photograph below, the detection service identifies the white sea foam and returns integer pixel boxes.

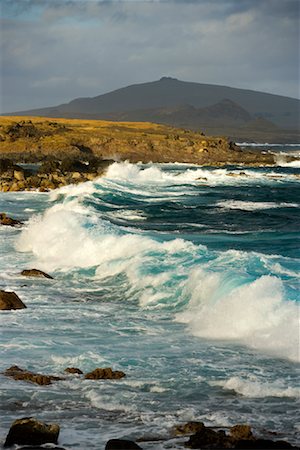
[176,269,300,362]
[216,200,299,211]
[210,376,300,398]
[104,162,278,186]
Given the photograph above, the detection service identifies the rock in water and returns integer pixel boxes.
[4,417,60,447]
[3,365,63,385]
[0,212,22,226]
[105,439,142,449]
[64,367,83,374]
[21,269,54,279]
[230,424,254,441]
[0,291,27,310]
[85,367,126,379]
[173,421,205,436]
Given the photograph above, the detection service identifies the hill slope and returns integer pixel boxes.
[7,78,300,142]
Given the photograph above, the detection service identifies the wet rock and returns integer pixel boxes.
[105,439,142,449]
[85,367,126,380]
[19,447,66,450]
[21,269,54,279]
[4,417,59,447]
[64,367,83,375]
[234,439,296,449]
[230,425,254,442]
[173,421,205,436]
[185,426,231,448]
[0,212,22,226]
[0,291,26,310]
[3,365,63,385]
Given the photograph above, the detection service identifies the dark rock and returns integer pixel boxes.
[85,367,126,380]
[234,439,296,449]
[0,158,22,173]
[4,417,59,447]
[0,291,27,310]
[185,426,231,448]
[173,421,205,436]
[64,367,83,374]
[230,425,254,442]
[60,157,87,173]
[38,159,60,174]
[21,269,54,279]
[3,365,63,385]
[5,121,42,140]
[105,439,142,449]
[0,212,22,226]
[19,447,66,450]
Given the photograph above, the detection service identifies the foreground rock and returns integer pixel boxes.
[4,365,63,385]
[0,290,26,310]
[85,367,126,380]
[105,439,142,449]
[183,422,297,449]
[0,212,22,226]
[21,268,54,279]
[0,155,113,192]
[4,417,60,447]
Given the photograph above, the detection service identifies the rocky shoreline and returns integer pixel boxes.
[0,116,297,192]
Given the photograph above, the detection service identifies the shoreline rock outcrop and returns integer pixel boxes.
[84,367,126,380]
[21,269,54,279]
[0,212,22,226]
[3,366,63,385]
[0,116,288,194]
[4,417,60,447]
[0,291,27,310]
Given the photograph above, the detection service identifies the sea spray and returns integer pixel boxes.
[2,159,299,449]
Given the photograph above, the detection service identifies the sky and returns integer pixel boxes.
[1,0,299,113]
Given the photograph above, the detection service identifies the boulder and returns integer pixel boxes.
[230,425,254,442]
[64,367,83,375]
[173,421,205,436]
[234,439,295,449]
[4,417,59,447]
[0,213,22,226]
[21,269,53,279]
[85,367,126,380]
[3,365,63,385]
[185,425,231,448]
[14,169,25,181]
[105,439,142,449]
[0,291,26,310]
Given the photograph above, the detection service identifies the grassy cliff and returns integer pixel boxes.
[0,116,275,166]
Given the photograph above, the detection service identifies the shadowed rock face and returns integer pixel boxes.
[3,366,63,385]
[85,367,126,380]
[0,212,22,226]
[0,291,26,310]
[4,417,60,447]
[105,439,142,449]
[21,269,53,279]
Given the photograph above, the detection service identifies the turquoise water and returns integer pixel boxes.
[0,154,300,449]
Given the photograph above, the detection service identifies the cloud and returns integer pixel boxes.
[1,0,299,112]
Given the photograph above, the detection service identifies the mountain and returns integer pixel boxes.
[7,77,300,142]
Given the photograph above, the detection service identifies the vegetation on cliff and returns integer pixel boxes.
[0,116,276,167]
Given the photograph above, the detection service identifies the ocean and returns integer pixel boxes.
[1,145,300,449]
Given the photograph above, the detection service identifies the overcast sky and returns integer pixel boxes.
[1,0,299,113]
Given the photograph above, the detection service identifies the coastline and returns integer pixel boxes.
[1,122,299,449]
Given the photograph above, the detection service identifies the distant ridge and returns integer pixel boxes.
[6,77,300,143]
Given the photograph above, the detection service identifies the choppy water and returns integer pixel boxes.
[1,148,300,449]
